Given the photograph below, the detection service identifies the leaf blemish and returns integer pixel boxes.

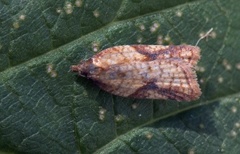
[231,106,237,113]
[139,24,146,31]
[176,10,183,17]
[46,64,53,73]
[13,21,20,29]
[137,36,143,43]
[196,66,205,72]
[131,103,139,109]
[46,64,58,78]
[199,123,205,129]
[236,63,240,70]
[115,114,125,123]
[145,132,153,139]
[222,59,232,71]
[93,9,100,18]
[157,35,163,45]
[229,130,237,138]
[234,122,240,128]
[99,106,107,121]
[75,0,83,7]
[56,8,63,14]
[218,76,224,83]
[64,1,73,14]
[92,42,100,52]
[188,148,195,154]
[19,14,26,21]
[199,78,204,83]
[150,22,160,33]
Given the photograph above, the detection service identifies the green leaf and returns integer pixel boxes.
[0,0,240,153]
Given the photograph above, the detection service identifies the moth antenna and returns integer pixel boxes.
[195,28,213,46]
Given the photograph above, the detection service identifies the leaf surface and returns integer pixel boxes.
[0,0,240,153]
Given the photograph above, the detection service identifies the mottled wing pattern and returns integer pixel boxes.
[72,45,201,101]
[91,45,148,69]
[131,45,200,66]
[95,59,200,101]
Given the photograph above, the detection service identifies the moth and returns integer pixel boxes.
[71,45,201,101]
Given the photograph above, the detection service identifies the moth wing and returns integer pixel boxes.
[95,79,146,98]
[92,45,200,71]
[92,45,148,68]
[129,59,201,101]
[131,45,201,66]
[92,58,201,101]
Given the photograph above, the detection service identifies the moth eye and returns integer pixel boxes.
[89,65,102,75]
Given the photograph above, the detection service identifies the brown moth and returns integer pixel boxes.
[71,45,201,101]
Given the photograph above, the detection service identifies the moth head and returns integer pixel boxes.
[71,59,102,78]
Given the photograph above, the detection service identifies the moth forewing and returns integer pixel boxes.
[71,45,201,101]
